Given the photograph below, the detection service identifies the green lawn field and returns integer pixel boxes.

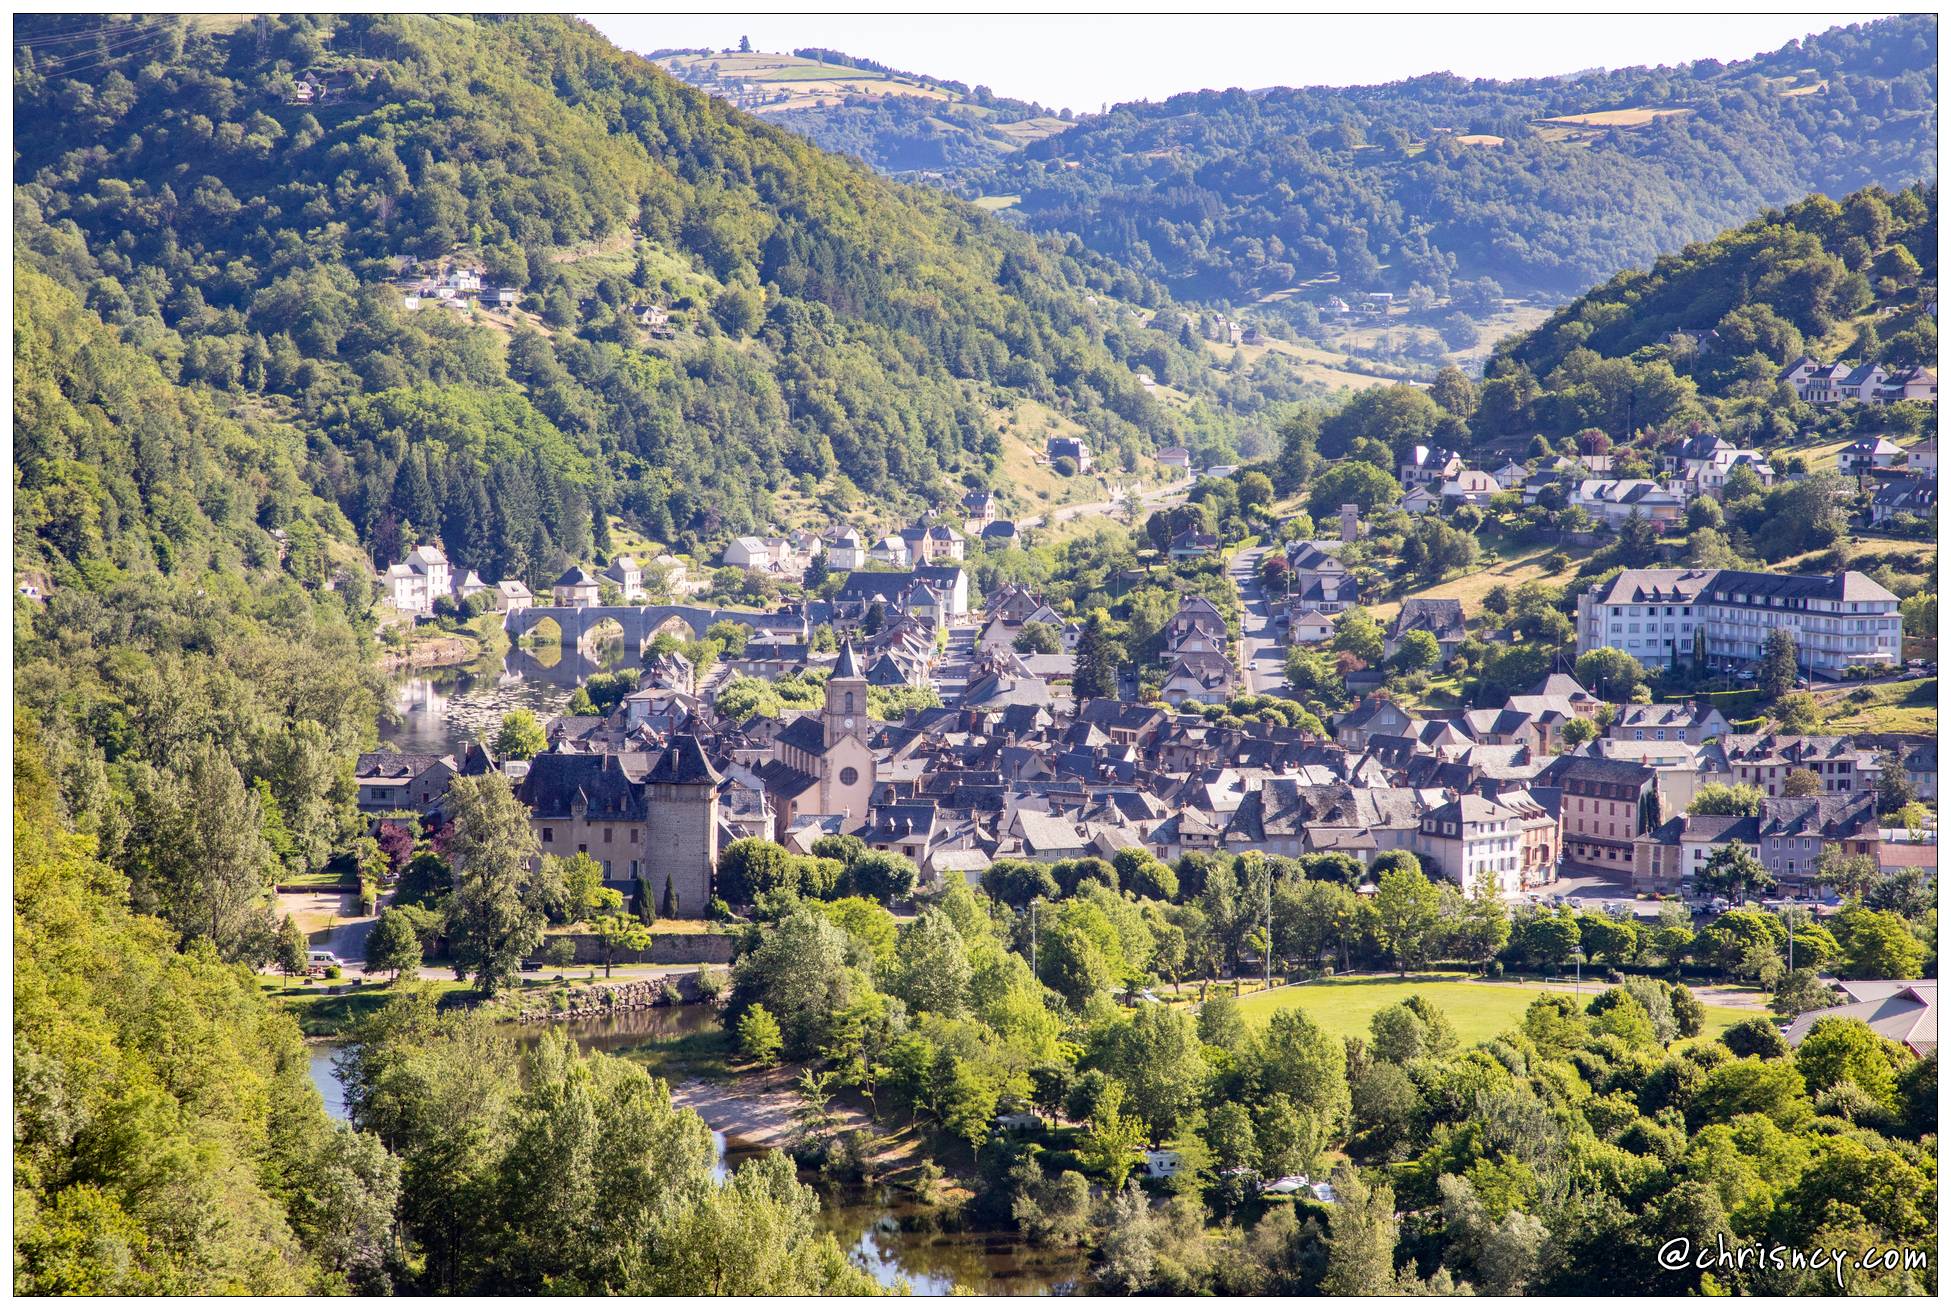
[1217,972,1755,1045]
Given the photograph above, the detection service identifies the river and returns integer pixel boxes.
[381,638,633,758]
[308,1008,1085,1295]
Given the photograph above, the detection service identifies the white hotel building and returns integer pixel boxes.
[1575,568,1902,677]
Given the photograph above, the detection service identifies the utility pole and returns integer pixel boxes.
[1264,867,1273,993]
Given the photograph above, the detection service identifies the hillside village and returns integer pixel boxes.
[12,14,1940,1299]
[362,406,1936,927]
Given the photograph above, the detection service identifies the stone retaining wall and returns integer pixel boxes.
[515,972,719,1024]
[538,931,737,967]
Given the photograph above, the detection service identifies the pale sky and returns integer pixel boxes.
[583,13,1893,114]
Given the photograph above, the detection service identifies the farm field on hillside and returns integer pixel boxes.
[1818,677,1937,735]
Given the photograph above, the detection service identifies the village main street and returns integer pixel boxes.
[1228,544,1285,695]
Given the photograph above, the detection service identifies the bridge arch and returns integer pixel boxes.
[504,603,798,658]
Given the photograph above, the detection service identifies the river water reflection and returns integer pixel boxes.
[381,639,633,758]
[308,1008,1085,1295]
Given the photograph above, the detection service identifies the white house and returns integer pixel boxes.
[1438,469,1500,507]
[824,528,868,571]
[603,555,645,600]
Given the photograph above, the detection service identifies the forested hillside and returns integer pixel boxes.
[1493,183,1937,397]
[14,13,1242,585]
[955,17,1936,302]
[1468,182,1937,455]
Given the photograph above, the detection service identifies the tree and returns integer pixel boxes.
[1690,783,1766,817]
[1332,608,1385,667]
[1389,629,1440,675]
[1308,460,1401,520]
[1321,1162,1398,1295]
[365,908,423,981]
[738,1004,784,1065]
[276,913,308,980]
[886,909,972,1018]
[847,850,918,903]
[1259,1008,1350,1135]
[1560,716,1598,747]
[1524,914,1580,970]
[593,913,652,977]
[1013,620,1061,654]
[1875,751,1917,814]
[444,774,546,995]
[1072,609,1121,700]
[1041,920,1114,1008]
[1104,1005,1208,1141]
[1831,907,1925,980]
[1780,768,1823,798]
[716,838,796,905]
[1795,1016,1902,1109]
[1760,629,1799,703]
[1574,647,1646,701]
[543,851,616,925]
[729,908,857,1056]
[1372,866,1441,976]
[1112,848,1178,900]
[981,858,1059,907]
[494,709,547,761]
[1456,882,1511,973]
[134,743,280,962]
[1580,914,1640,965]
[1079,1081,1148,1189]
[1696,844,1776,903]
[1722,1014,1791,1059]
[1770,967,1838,1019]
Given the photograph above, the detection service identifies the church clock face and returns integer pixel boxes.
[843,717,855,729]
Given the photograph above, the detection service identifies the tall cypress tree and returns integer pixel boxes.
[1073,609,1121,701]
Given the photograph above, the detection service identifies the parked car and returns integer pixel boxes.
[308,950,344,969]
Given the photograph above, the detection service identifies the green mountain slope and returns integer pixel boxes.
[953,17,1937,302]
[14,13,1238,582]
[1493,184,1937,389]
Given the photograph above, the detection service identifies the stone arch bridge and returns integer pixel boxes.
[504,603,803,656]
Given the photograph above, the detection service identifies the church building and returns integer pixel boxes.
[756,641,878,837]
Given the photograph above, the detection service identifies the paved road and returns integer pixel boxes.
[1018,474,1195,531]
[1227,545,1286,695]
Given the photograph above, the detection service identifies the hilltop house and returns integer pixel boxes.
[1572,479,1685,530]
[1047,436,1093,473]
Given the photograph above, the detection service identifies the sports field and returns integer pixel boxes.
[1214,972,1756,1045]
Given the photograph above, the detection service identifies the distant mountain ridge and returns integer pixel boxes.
[693,18,1937,306]
[651,44,1074,174]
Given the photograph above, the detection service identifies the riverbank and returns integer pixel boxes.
[269,965,716,1037]
[377,611,509,672]
[671,1070,931,1180]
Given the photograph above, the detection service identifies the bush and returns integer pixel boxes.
[695,965,729,1005]
[1052,455,1078,477]
[323,964,343,980]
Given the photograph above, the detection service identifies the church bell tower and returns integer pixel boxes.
[824,639,867,748]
